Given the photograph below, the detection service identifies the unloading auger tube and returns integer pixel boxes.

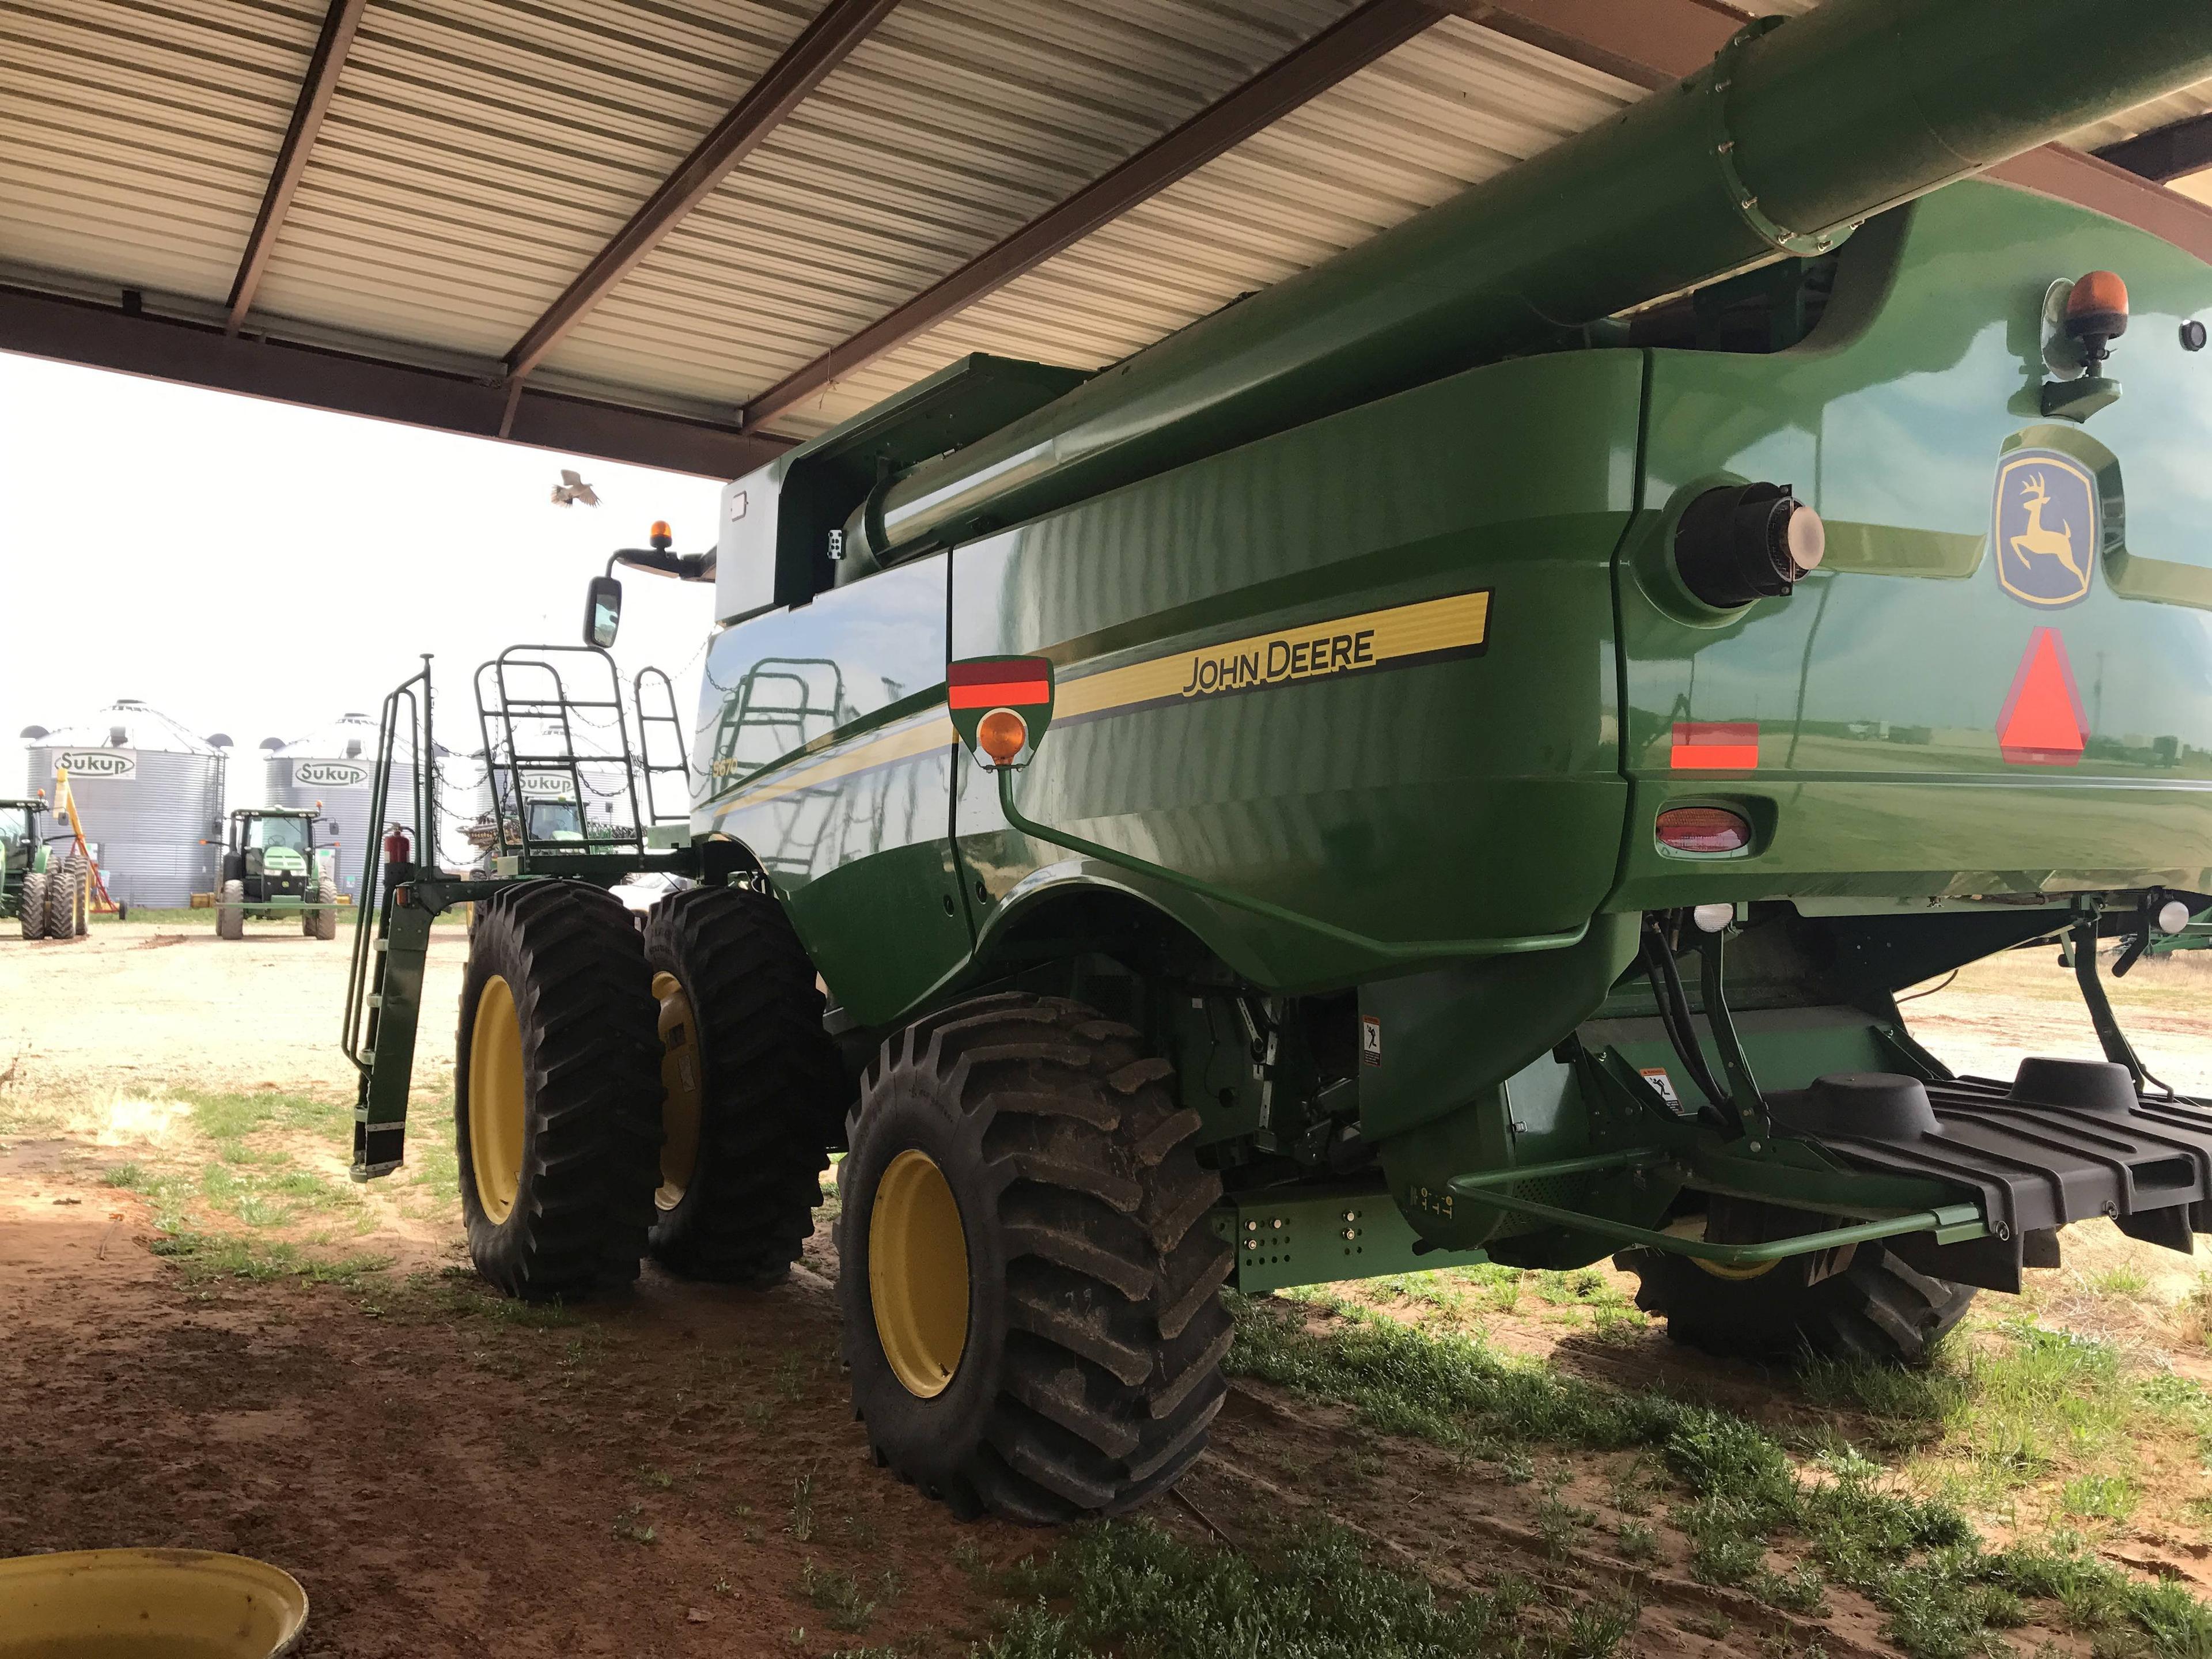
[848,0,2212,566]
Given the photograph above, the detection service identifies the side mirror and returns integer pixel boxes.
[584,574,623,648]
[949,657,1055,770]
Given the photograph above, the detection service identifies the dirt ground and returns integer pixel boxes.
[3,922,2211,1657]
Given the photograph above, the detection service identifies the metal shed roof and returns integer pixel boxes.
[5,0,2211,476]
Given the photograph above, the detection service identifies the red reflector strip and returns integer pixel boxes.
[948,680,1050,710]
[1671,721,1759,770]
[949,658,1048,684]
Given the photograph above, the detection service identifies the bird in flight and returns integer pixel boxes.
[551,469,599,507]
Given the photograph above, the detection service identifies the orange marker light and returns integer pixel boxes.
[977,708,1028,767]
[649,519,673,552]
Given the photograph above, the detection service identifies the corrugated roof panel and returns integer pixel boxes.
[542,0,1355,407]
[6,0,2210,469]
[247,0,820,359]
[0,0,322,302]
[763,17,1640,437]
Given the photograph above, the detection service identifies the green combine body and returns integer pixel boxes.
[347,0,2212,1525]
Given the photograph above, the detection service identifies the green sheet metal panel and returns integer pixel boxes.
[949,348,1641,995]
[1615,181,2212,915]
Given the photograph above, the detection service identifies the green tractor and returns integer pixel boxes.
[217,808,339,941]
[3,798,87,942]
[346,0,2212,1527]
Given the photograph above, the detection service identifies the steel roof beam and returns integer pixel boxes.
[2096,111,2212,183]
[738,0,1452,431]
[226,0,369,336]
[0,285,791,479]
[738,0,1762,430]
[502,0,904,385]
[1454,0,1741,89]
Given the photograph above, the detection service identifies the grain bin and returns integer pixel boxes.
[24,699,225,907]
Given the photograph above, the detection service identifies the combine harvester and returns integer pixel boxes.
[346,0,2212,1523]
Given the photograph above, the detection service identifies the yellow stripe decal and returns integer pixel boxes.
[711,590,1490,817]
[1058,589,1490,721]
[714,712,955,816]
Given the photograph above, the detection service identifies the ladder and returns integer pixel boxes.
[342,658,435,1179]
[342,645,707,1181]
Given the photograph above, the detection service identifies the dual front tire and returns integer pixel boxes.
[18,871,48,939]
[450,882,1234,1523]
[18,857,88,940]
[454,882,836,1300]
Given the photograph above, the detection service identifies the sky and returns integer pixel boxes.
[0,350,726,809]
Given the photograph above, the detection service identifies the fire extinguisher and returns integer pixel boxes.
[383,824,411,870]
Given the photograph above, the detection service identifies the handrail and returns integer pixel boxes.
[1443,1176,1986,1266]
[343,661,427,1073]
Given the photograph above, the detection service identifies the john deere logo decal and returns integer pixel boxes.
[1993,450,2096,609]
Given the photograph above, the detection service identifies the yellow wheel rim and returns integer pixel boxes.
[654,971,702,1211]
[468,975,526,1225]
[1692,1255,1782,1281]
[869,1149,971,1398]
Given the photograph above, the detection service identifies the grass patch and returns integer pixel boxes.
[982,1520,1538,1659]
[1229,1293,2208,1659]
[2060,1473,2138,1522]
[148,1228,386,1288]
[801,1562,877,1634]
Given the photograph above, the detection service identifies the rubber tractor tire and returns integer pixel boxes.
[215,879,246,941]
[454,880,661,1301]
[643,886,840,1284]
[1617,1198,1976,1367]
[837,993,1234,1525]
[54,853,89,938]
[18,871,48,940]
[307,876,339,940]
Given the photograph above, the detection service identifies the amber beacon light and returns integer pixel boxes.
[2065,270,2129,366]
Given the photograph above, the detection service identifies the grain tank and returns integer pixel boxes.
[25,700,224,907]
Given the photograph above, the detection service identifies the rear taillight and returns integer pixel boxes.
[1656,806,1751,855]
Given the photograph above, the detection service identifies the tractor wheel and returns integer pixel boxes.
[308,876,339,940]
[215,880,245,941]
[454,880,661,1301]
[19,872,48,940]
[837,994,1234,1525]
[642,887,839,1283]
[55,854,89,938]
[1617,1198,1976,1366]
